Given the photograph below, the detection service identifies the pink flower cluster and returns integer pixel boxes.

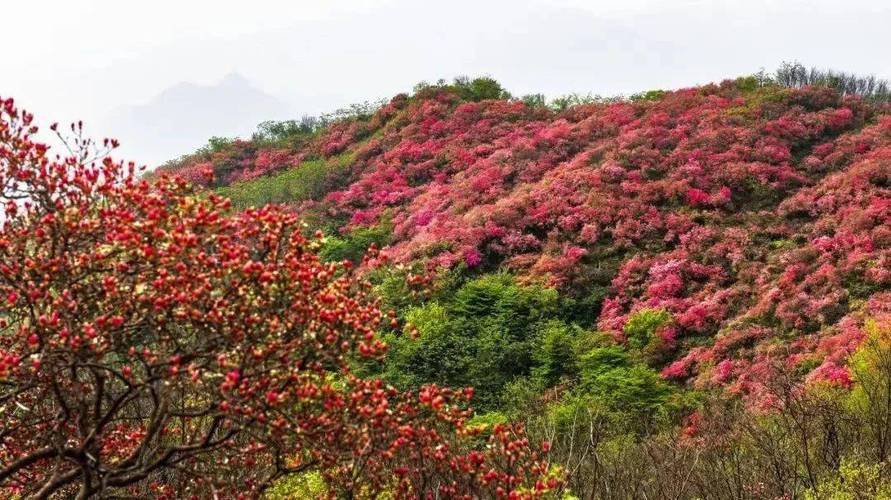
[165,81,890,391]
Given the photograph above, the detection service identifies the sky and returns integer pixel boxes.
[3,0,890,166]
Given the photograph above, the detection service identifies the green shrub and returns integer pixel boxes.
[251,117,322,147]
[319,222,392,264]
[452,76,512,101]
[803,458,891,500]
[533,321,582,386]
[543,392,636,440]
[382,273,563,410]
[630,89,667,102]
[500,376,547,418]
[577,344,673,417]
[413,76,512,103]
[203,136,234,154]
[549,92,606,111]
[623,308,672,351]
[379,272,676,414]
[382,302,461,389]
[369,267,426,318]
[217,151,355,209]
[557,284,610,328]
[467,411,509,431]
[520,93,547,108]
[450,273,559,329]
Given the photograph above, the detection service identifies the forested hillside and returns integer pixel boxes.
[152,65,891,497]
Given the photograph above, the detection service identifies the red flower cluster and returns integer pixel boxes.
[0,98,559,498]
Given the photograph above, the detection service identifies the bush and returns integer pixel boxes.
[629,89,667,102]
[382,302,463,388]
[803,458,891,500]
[521,93,548,108]
[624,308,672,349]
[216,152,354,208]
[577,344,674,417]
[413,76,512,102]
[383,273,565,409]
[251,116,322,145]
[533,321,582,386]
[319,221,392,264]
[453,76,512,101]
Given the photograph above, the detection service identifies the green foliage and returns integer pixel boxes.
[844,270,885,300]
[216,159,327,207]
[776,61,891,103]
[577,343,674,417]
[369,267,426,318]
[321,99,388,124]
[266,471,326,499]
[467,411,509,431]
[542,392,640,439]
[319,222,392,264]
[450,273,558,325]
[413,76,512,102]
[850,319,891,376]
[251,117,321,146]
[735,70,773,92]
[520,93,548,108]
[379,270,676,418]
[803,458,891,500]
[205,136,234,154]
[623,308,672,351]
[555,284,611,328]
[451,76,512,101]
[216,153,354,209]
[629,89,667,102]
[382,273,564,409]
[382,302,459,388]
[533,321,581,386]
[500,376,548,419]
[549,92,606,111]
[847,320,891,459]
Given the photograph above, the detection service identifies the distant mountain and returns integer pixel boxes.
[108,72,292,167]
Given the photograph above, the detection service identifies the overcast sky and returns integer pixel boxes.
[4,0,890,166]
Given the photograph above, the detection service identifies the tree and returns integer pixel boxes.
[0,98,559,498]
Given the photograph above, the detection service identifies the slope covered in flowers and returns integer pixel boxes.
[160,77,890,400]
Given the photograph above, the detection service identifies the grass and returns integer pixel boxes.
[216,151,356,209]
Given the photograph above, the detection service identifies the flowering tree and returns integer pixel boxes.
[0,98,559,498]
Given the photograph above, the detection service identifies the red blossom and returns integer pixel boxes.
[0,99,560,498]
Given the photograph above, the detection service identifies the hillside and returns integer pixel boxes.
[156,70,891,495]
[161,69,889,398]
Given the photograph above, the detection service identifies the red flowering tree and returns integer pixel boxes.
[0,98,559,498]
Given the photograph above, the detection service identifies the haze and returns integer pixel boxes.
[4,0,889,167]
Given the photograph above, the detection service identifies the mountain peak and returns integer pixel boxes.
[107,71,291,166]
[219,72,251,88]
